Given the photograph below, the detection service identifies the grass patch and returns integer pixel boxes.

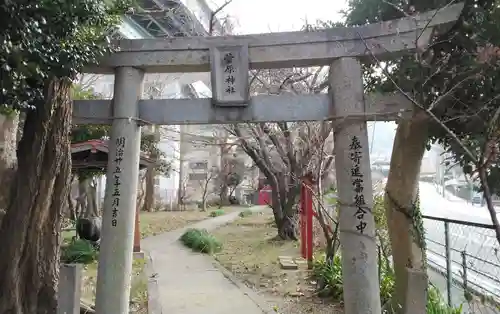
[212,211,341,313]
[80,256,148,313]
[139,207,239,238]
[81,262,98,303]
[238,209,253,218]
[212,213,297,289]
[179,228,222,254]
[130,257,148,314]
[62,229,76,245]
[139,210,209,238]
[209,209,225,217]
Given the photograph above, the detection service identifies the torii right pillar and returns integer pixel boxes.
[330,58,381,314]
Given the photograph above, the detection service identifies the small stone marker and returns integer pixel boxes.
[278,256,298,270]
[57,264,82,314]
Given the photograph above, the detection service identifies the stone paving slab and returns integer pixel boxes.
[142,206,272,314]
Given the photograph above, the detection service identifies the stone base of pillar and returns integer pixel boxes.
[405,267,428,314]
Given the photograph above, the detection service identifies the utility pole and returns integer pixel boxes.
[437,145,446,198]
[441,165,446,197]
[469,179,474,204]
[177,124,185,208]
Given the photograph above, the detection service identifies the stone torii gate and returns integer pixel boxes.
[76,4,463,314]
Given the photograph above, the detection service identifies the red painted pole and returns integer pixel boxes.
[305,178,314,267]
[133,207,141,252]
[300,182,307,259]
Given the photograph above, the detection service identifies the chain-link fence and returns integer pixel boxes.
[423,215,500,313]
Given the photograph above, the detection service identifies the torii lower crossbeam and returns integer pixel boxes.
[73,93,412,125]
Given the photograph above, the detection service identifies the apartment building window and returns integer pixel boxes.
[188,173,208,181]
[189,161,208,170]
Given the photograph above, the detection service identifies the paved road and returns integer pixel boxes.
[141,206,272,314]
[419,182,500,311]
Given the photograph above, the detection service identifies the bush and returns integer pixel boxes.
[427,285,463,314]
[179,228,222,254]
[209,209,225,217]
[61,239,98,264]
[312,254,344,300]
[312,253,463,313]
[239,209,253,218]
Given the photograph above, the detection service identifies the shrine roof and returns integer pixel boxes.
[71,139,154,171]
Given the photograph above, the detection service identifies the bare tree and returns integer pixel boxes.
[226,67,335,240]
[215,152,247,206]
[208,0,235,36]
[190,167,218,211]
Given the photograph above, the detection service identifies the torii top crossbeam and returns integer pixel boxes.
[85,3,464,74]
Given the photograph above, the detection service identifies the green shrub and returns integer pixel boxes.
[61,239,98,264]
[379,263,395,305]
[312,253,462,313]
[238,209,253,218]
[209,209,225,217]
[312,253,344,300]
[427,285,463,314]
[179,228,222,254]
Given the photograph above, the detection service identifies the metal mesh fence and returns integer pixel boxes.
[423,216,500,313]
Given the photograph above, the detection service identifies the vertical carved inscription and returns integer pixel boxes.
[349,135,367,234]
[111,136,126,227]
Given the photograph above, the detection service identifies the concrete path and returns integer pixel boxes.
[142,206,271,314]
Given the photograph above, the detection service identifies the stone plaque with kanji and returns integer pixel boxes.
[209,44,249,106]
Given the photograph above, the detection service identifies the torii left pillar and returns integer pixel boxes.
[95,67,144,314]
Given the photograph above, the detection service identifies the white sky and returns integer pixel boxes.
[208,0,348,34]
[202,0,404,160]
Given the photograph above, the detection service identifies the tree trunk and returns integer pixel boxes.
[277,214,298,240]
[218,184,228,208]
[143,163,156,212]
[0,112,19,221]
[136,171,146,212]
[384,114,429,313]
[0,78,72,313]
[67,176,76,221]
[76,179,87,219]
[83,178,98,217]
[478,168,500,245]
[270,187,299,240]
[201,183,208,211]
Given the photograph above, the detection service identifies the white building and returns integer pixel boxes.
[176,83,258,205]
[84,0,227,206]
